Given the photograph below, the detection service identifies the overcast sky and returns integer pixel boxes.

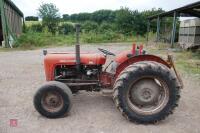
[12,0,199,17]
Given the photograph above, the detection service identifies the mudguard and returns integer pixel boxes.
[114,54,171,78]
[113,54,183,89]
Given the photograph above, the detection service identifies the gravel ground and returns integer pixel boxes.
[0,44,200,133]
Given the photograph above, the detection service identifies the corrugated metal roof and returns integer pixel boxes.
[148,1,200,20]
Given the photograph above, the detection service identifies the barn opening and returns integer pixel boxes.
[147,1,200,48]
[0,15,3,46]
[0,0,24,48]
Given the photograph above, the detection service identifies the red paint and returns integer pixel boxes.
[100,72,113,87]
[114,50,131,64]
[139,45,143,54]
[44,53,106,81]
[10,119,18,127]
[115,54,171,78]
[132,43,136,55]
[44,50,170,84]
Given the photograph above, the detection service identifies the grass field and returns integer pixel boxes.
[147,43,200,77]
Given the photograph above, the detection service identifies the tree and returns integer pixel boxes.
[63,14,70,21]
[82,21,99,33]
[141,8,165,32]
[91,10,116,23]
[25,16,39,21]
[115,8,136,35]
[115,7,148,35]
[76,13,91,22]
[38,3,60,35]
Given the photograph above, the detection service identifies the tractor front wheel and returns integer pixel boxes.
[34,81,72,118]
[113,61,180,124]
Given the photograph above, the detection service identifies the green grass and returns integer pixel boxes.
[148,45,200,76]
[13,31,147,49]
[14,32,76,49]
[174,50,200,75]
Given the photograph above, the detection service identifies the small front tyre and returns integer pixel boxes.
[34,81,72,118]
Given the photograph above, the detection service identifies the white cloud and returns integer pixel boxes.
[12,0,200,17]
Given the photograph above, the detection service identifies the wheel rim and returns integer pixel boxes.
[127,77,169,116]
[41,91,64,113]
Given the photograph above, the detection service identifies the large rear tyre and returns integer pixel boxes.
[34,81,72,118]
[113,61,181,124]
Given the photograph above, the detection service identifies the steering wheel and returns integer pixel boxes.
[98,48,115,56]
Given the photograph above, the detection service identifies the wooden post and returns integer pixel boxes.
[156,16,160,42]
[75,24,80,44]
[146,20,150,44]
[75,24,81,72]
[171,11,177,48]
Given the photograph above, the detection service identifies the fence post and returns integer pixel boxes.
[146,20,150,44]
[171,11,177,48]
[156,16,160,42]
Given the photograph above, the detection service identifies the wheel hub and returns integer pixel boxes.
[42,91,64,113]
[142,88,151,100]
[131,79,160,106]
[127,77,169,116]
[48,96,59,107]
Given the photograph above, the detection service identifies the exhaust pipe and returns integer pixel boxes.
[75,24,81,72]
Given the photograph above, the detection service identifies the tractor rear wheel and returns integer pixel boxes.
[34,81,72,118]
[113,61,180,124]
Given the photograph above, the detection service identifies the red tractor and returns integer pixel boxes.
[34,45,183,124]
[34,26,183,124]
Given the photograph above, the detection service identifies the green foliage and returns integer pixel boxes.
[99,22,115,32]
[115,8,146,35]
[91,10,116,23]
[17,7,169,48]
[14,32,75,48]
[141,8,165,32]
[82,21,99,33]
[38,3,60,35]
[25,16,39,21]
[27,23,43,32]
[63,14,70,21]
[58,23,75,35]
[73,13,91,22]
[60,8,166,36]
[81,31,136,43]
[70,14,79,22]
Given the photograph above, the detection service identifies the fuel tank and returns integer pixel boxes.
[114,50,131,64]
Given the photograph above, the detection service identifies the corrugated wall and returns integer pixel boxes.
[4,2,22,36]
[0,0,23,47]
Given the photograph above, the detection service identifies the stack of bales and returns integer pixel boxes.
[179,18,200,49]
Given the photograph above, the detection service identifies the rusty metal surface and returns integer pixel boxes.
[115,54,171,78]
[127,77,170,116]
[41,91,64,113]
[167,55,184,89]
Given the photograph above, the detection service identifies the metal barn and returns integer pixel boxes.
[148,1,200,48]
[0,0,24,48]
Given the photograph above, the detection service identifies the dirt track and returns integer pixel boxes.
[0,44,200,133]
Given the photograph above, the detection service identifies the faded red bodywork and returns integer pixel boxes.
[115,54,171,78]
[44,51,171,87]
[44,53,106,81]
[115,50,130,64]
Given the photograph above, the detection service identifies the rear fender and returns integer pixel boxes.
[115,54,171,78]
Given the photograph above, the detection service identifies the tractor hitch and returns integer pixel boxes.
[167,55,184,89]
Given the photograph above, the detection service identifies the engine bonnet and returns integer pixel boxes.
[44,53,106,65]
